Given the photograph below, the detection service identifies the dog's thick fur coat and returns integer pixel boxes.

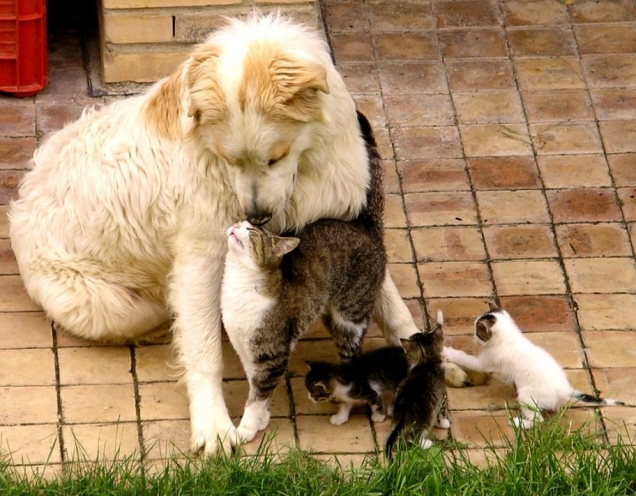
[9,13,422,454]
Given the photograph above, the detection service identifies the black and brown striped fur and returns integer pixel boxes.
[385,311,449,458]
[222,111,387,426]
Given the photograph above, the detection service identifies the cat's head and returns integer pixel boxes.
[473,302,518,346]
[226,220,300,269]
[304,360,336,402]
[399,319,444,367]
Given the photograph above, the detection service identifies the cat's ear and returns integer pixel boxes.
[305,360,316,370]
[488,302,502,313]
[475,315,496,342]
[273,237,300,258]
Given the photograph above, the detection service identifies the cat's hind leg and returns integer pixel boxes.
[514,390,544,429]
[435,415,450,429]
[324,308,368,362]
[370,402,387,423]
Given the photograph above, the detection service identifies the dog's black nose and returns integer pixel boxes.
[246,213,272,226]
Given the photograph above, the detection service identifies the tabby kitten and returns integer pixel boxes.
[385,311,449,458]
[220,113,387,443]
[444,303,624,429]
[305,345,408,425]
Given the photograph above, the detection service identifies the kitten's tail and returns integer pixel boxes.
[571,391,624,406]
[384,420,406,460]
[436,310,444,328]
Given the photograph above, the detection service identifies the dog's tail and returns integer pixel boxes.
[571,391,624,406]
[384,420,406,460]
[356,111,384,231]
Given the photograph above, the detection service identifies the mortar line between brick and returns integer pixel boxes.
[369,0,430,334]
[129,346,147,460]
[568,8,636,442]
[504,4,609,442]
[51,323,67,463]
[283,374,300,449]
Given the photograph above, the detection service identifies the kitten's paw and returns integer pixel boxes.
[330,413,349,426]
[436,417,450,429]
[420,439,433,450]
[511,417,534,429]
[371,411,387,423]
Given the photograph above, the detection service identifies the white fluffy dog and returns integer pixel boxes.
[9,13,421,454]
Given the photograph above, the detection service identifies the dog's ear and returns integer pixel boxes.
[185,44,226,122]
[270,56,330,122]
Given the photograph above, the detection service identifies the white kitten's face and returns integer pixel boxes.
[474,306,514,346]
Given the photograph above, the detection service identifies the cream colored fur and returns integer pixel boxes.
[9,13,420,455]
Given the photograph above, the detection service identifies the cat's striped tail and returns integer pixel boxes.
[572,391,624,406]
[384,420,405,460]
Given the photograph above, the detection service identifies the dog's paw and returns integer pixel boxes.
[511,417,534,430]
[190,421,238,456]
[443,361,470,388]
[236,422,259,444]
[371,411,387,423]
[330,413,349,426]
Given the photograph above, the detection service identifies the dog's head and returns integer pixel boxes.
[185,41,330,226]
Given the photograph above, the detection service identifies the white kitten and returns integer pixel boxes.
[444,303,624,428]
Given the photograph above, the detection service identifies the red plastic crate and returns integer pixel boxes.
[0,0,47,97]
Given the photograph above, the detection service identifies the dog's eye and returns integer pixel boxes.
[267,159,277,166]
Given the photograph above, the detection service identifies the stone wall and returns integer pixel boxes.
[98,0,321,83]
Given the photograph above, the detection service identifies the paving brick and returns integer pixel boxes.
[556,223,631,258]
[411,227,485,262]
[454,91,524,125]
[575,295,636,330]
[63,422,140,462]
[397,159,469,193]
[546,188,621,223]
[296,415,374,453]
[61,384,137,423]
[522,90,594,123]
[375,32,439,61]
[502,0,569,26]
[0,386,58,424]
[404,191,477,227]
[377,61,448,95]
[477,190,550,224]
[569,0,636,23]
[507,26,576,56]
[368,2,434,32]
[103,0,239,6]
[418,261,492,298]
[582,55,636,89]
[582,331,636,368]
[445,60,514,92]
[460,124,533,157]
[531,122,603,155]
[449,410,514,448]
[482,225,557,259]
[0,137,36,170]
[514,58,585,91]
[434,0,501,28]
[467,156,540,189]
[498,295,575,332]
[58,346,132,385]
[393,126,463,160]
[0,312,51,349]
[0,349,55,386]
[491,260,566,296]
[0,424,60,465]
[537,155,611,188]
[0,275,41,312]
[439,28,507,59]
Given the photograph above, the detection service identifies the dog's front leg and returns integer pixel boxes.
[373,268,420,345]
[170,251,237,456]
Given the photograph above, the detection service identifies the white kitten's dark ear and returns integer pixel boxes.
[273,237,300,258]
[488,302,502,313]
[475,315,496,342]
[399,338,410,348]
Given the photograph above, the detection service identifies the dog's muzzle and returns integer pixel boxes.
[246,212,272,226]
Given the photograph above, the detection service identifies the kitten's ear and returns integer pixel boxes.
[475,315,496,342]
[273,237,300,258]
[488,302,502,313]
[316,380,329,392]
[399,338,411,348]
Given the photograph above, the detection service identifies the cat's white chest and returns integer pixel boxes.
[220,261,275,338]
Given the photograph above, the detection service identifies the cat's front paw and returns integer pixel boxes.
[329,413,349,425]
[420,439,433,450]
[371,411,387,423]
[236,422,259,443]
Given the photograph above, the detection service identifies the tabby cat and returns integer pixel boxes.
[385,310,449,458]
[305,345,408,425]
[220,112,387,443]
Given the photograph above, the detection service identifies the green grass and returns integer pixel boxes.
[1,411,635,495]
